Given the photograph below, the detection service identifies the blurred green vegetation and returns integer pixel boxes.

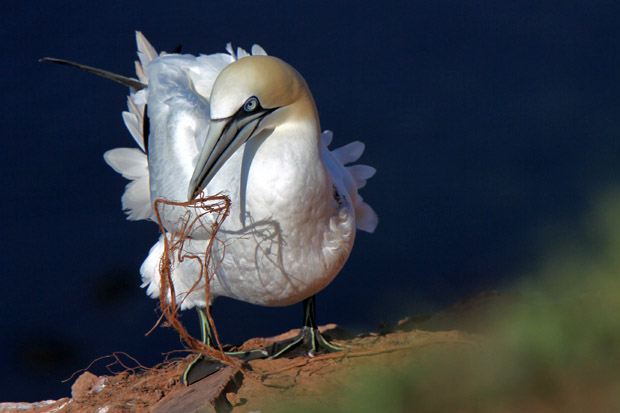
[278,190,620,412]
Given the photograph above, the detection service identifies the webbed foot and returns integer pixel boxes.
[182,348,267,385]
[182,308,269,385]
[265,325,342,359]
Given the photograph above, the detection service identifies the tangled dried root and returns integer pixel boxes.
[153,194,240,368]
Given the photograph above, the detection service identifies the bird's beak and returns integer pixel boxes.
[187,110,271,200]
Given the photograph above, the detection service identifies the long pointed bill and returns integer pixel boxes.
[187,111,268,200]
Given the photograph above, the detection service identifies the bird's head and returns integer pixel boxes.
[188,55,317,200]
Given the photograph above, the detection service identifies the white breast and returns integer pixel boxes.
[143,116,356,308]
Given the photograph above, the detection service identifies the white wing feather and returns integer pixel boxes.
[103,148,151,220]
[104,148,148,179]
[346,164,376,189]
[105,34,272,223]
[331,141,366,165]
[251,45,267,56]
[321,131,378,234]
[136,31,158,68]
[121,111,144,151]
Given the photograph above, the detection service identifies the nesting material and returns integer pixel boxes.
[153,194,239,368]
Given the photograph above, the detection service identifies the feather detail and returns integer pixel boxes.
[134,32,158,85]
[251,45,268,56]
[225,43,235,59]
[236,47,250,59]
[103,148,152,220]
[140,236,164,299]
[136,31,159,67]
[354,198,379,233]
[122,111,144,152]
[321,130,333,147]
[322,134,378,233]
[103,148,147,179]
[140,235,210,309]
[124,93,147,151]
[134,61,147,84]
[346,164,376,189]
[332,141,365,165]
[121,176,152,220]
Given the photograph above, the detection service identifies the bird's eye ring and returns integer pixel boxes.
[243,97,259,112]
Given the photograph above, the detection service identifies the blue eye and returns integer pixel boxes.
[243,97,259,112]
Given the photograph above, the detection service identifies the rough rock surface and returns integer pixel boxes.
[1,295,497,412]
[0,326,474,412]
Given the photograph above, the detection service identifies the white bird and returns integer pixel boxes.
[43,32,377,384]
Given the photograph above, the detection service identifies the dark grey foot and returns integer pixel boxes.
[182,348,267,385]
[265,295,342,359]
[183,356,224,385]
[265,325,342,359]
[183,307,268,385]
[183,295,337,385]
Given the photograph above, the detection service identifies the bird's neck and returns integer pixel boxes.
[243,109,329,207]
[286,92,323,157]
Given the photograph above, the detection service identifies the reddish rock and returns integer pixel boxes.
[71,371,105,401]
[152,366,243,413]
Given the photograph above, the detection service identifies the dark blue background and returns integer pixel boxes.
[3,0,620,402]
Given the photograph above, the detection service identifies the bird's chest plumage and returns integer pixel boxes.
[205,133,355,306]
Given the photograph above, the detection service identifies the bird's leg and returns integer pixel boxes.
[184,296,340,384]
[182,307,267,385]
[266,295,343,359]
[198,306,216,346]
[182,307,222,385]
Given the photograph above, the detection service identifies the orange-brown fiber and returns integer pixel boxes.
[153,194,240,370]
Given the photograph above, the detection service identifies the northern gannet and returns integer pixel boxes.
[42,32,378,385]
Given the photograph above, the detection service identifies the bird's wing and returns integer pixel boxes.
[102,32,156,220]
[104,32,267,222]
[103,148,151,220]
[321,131,378,233]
